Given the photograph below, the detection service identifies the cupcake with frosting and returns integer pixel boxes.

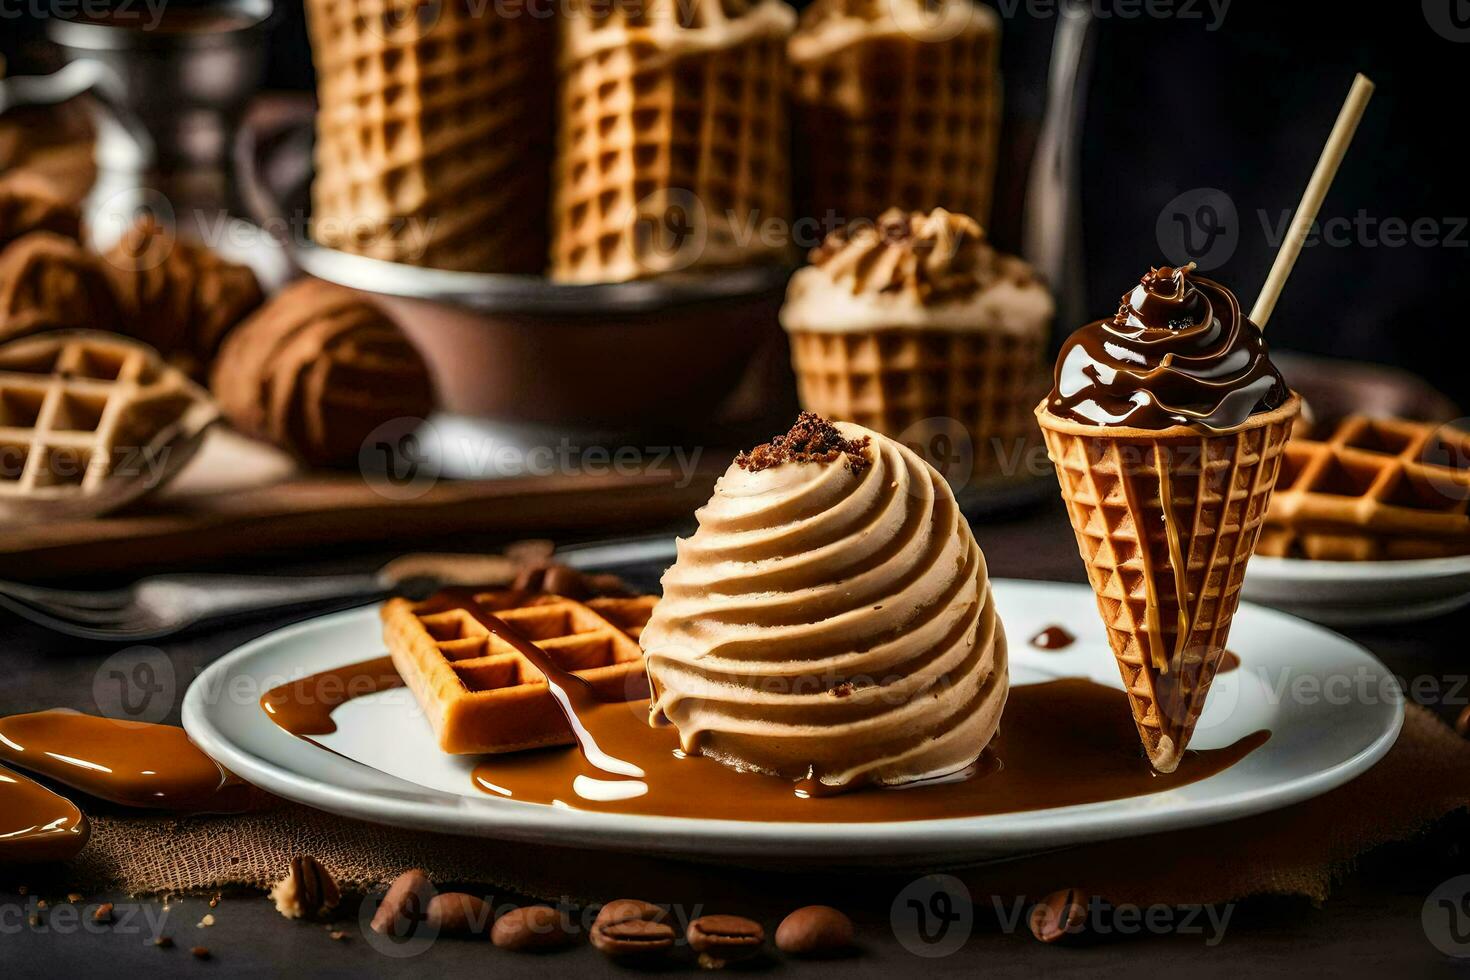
[780,208,1054,484]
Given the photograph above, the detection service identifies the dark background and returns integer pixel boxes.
[3,0,1465,403]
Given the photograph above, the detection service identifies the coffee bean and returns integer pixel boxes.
[1028,888,1090,945]
[1456,704,1469,738]
[370,869,435,938]
[688,914,763,968]
[492,905,575,952]
[427,893,493,937]
[775,905,854,956]
[591,899,674,960]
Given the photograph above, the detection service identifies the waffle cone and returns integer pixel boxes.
[550,0,796,283]
[789,328,1046,482]
[1035,395,1300,772]
[789,0,1000,226]
[306,0,553,273]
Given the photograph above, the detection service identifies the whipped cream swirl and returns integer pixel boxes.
[1047,265,1288,431]
[641,419,1008,790]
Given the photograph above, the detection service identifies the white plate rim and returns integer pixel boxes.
[183,580,1405,861]
[1248,553,1470,583]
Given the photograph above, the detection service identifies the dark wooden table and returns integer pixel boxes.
[3,498,1468,976]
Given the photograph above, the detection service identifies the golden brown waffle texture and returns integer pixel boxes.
[791,329,1045,480]
[1260,415,1470,560]
[382,589,658,755]
[0,331,217,511]
[789,0,1001,226]
[306,0,554,273]
[550,0,796,282]
[1036,396,1300,772]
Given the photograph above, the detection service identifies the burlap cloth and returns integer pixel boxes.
[48,704,1469,912]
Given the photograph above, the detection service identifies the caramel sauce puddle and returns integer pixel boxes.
[0,711,257,813]
[260,599,1269,824]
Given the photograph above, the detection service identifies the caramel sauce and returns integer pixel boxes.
[1219,650,1242,674]
[262,646,1270,824]
[0,763,90,863]
[1029,625,1077,650]
[0,711,256,812]
[260,655,404,736]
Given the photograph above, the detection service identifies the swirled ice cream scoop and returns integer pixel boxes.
[1047,264,1288,431]
[640,413,1008,790]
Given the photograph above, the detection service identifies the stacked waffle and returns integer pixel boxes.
[0,332,217,518]
[789,0,1001,226]
[306,0,554,272]
[1259,415,1470,560]
[383,589,657,754]
[550,0,796,282]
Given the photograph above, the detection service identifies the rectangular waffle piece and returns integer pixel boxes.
[0,331,214,513]
[383,590,658,754]
[1259,415,1470,560]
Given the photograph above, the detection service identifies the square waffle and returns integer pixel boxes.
[0,331,216,517]
[382,590,658,754]
[1259,415,1470,560]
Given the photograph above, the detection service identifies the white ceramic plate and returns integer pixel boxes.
[183,579,1402,867]
[1243,554,1470,626]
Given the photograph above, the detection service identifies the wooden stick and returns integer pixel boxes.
[1250,73,1375,327]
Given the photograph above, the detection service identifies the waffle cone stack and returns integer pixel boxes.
[306,0,553,273]
[550,0,796,283]
[789,0,1001,227]
[1035,395,1300,772]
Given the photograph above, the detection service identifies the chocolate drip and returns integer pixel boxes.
[1048,265,1288,431]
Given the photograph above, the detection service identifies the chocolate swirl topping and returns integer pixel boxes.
[1047,265,1288,431]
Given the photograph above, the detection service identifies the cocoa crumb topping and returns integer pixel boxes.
[735,413,871,475]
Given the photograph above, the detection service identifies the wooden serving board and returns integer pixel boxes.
[0,431,721,580]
